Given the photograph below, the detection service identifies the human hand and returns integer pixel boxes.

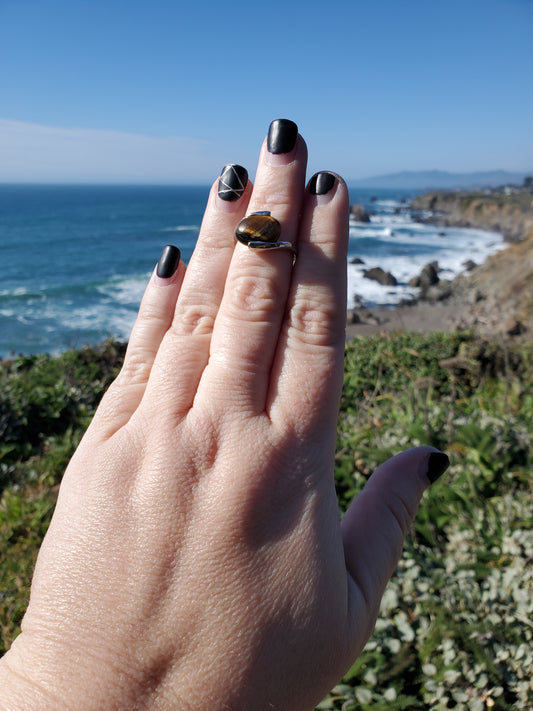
[0,120,449,711]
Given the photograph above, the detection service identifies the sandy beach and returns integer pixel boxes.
[346,300,460,339]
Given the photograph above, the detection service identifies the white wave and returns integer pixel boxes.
[96,275,149,306]
[347,221,505,308]
[160,225,199,232]
[369,213,414,225]
[0,286,31,297]
[349,226,390,238]
[39,300,137,343]
[373,199,407,209]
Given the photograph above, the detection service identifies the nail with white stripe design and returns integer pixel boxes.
[218,164,249,202]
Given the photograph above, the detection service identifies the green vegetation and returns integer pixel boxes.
[325,332,533,710]
[0,341,125,646]
[1,334,532,709]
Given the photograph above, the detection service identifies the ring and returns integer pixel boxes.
[235,211,296,256]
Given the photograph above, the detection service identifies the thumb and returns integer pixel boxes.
[341,446,449,623]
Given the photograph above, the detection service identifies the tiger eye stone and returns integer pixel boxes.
[235,213,281,245]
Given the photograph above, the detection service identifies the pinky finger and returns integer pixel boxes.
[91,245,184,437]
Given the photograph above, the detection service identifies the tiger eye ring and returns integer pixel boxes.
[235,211,296,256]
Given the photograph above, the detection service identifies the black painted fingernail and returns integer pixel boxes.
[156,244,181,278]
[218,164,248,202]
[267,119,298,154]
[308,172,336,195]
[426,451,450,484]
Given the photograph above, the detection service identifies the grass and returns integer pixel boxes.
[1,333,532,709]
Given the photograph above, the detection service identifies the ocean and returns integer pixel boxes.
[0,184,505,358]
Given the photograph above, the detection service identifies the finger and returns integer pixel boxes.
[269,172,349,433]
[341,447,450,628]
[141,165,252,415]
[90,245,184,437]
[197,119,307,414]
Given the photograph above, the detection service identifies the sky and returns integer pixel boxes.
[1,0,532,184]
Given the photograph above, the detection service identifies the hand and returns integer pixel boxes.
[0,120,449,711]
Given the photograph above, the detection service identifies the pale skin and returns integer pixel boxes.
[0,123,447,710]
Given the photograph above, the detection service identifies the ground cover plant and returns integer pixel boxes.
[1,333,532,709]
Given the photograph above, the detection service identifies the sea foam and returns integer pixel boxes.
[347,209,505,308]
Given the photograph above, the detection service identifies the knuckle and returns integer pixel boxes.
[250,183,293,212]
[119,348,154,385]
[228,272,281,319]
[172,302,216,337]
[287,297,343,347]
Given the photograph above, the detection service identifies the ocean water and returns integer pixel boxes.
[0,185,505,358]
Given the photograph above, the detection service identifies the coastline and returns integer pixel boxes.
[347,186,533,341]
[346,300,460,339]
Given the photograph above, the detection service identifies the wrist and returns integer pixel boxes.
[0,634,106,711]
[0,641,62,711]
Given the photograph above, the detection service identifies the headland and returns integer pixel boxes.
[347,184,533,341]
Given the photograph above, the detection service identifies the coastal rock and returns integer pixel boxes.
[409,262,440,289]
[419,262,440,289]
[350,204,371,223]
[350,257,365,265]
[463,259,477,271]
[363,267,397,286]
[365,311,381,326]
[423,282,452,303]
[398,296,418,307]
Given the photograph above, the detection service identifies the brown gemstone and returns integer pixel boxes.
[235,213,281,245]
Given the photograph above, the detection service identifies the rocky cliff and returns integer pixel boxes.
[411,190,533,336]
[411,190,533,243]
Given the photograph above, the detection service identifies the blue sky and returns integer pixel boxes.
[1,0,532,183]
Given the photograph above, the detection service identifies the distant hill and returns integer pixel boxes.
[349,170,531,190]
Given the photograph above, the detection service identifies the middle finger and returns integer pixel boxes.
[197,119,308,414]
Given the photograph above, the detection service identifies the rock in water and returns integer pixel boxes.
[363,267,397,286]
[350,204,371,223]
[419,263,440,289]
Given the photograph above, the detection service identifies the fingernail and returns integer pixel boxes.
[308,171,336,196]
[156,244,181,279]
[426,451,450,484]
[267,119,298,154]
[218,164,248,202]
